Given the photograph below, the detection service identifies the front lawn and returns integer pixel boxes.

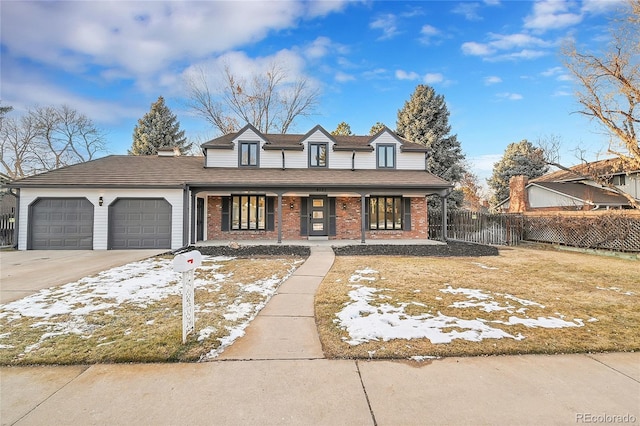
[315,246,640,359]
[0,255,305,365]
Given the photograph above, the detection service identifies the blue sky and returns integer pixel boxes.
[0,0,624,187]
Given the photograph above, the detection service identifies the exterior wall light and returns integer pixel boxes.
[342,202,347,210]
[290,202,295,210]
[99,196,104,206]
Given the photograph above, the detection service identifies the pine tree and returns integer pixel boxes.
[396,85,466,209]
[331,121,353,136]
[488,140,549,206]
[129,96,191,155]
[369,122,386,135]
[396,85,465,184]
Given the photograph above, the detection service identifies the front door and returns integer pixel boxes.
[309,196,328,236]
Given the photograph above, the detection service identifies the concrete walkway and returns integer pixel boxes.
[219,245,334,360]
[1,245,639,425]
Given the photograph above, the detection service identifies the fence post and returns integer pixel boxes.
[441,196,448,242]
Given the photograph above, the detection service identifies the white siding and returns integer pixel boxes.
[204,128,427,171]
[18,188,185,250]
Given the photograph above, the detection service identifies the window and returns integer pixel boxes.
[377,145,395,168]
[613,175,626,186]
[240,142,258,166]
[231,195,266,230]
[369,196,402,230]
[309,143,327,167]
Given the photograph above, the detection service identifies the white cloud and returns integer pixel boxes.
[484,76,502,85]
[395,70,420,81]
[541,66,573,81]
[462,33,550,61]
[335,71,356,83]
[370,13,400,40]
[1,1,345,82]
[462,41,494,56]
[581,0,625,14]
[524,0,583,32]
[419,24,441,44]
[424,73,444,84]
[469,154,504,173]
[452,2,483,21]
[496,92,523,101]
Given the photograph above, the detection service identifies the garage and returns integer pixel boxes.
[109,198,171,249]
[29,198,94,250]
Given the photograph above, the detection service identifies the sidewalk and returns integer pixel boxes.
[2,246,639,425]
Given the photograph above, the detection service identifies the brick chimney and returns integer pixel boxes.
[508,175,528,213]
[157,147,181,157]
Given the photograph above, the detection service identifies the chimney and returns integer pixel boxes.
[508,175,528,213]
[157,147,181,157]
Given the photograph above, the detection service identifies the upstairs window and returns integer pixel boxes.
[240,142,259,166]
[377,144,395,169]
[613,175,626,186]
[309,143,327,167]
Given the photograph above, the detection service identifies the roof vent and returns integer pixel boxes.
[157,147,181,157]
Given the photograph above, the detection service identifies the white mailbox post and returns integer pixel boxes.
[173,250,202,344]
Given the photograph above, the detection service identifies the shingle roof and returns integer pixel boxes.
[532,182,631,205]
[201,124,428,153]
[8,155,452,191]
[534,158,636,183]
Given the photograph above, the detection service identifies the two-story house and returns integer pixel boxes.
[8,124,452,250]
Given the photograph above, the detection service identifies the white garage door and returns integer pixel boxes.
[29,198,94,250]
[109,198,171,249]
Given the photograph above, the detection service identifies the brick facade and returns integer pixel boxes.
[204,196,429,241]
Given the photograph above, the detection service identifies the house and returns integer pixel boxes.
[7,124,453,250]
[499,158,639,212]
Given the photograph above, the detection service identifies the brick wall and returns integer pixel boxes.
[206,196,429,241]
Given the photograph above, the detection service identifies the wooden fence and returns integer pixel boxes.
[428,211,523,246]
[429,209,640,252]
[0,205,15,248]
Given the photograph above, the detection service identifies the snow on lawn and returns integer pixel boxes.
[0,256,301,359]
[335,268,587,346]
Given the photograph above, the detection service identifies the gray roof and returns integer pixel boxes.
[533,182,631,205]
[8,155,452,192]
[201,124,429,153]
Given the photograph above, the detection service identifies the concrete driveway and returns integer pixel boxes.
[0,249,166,303]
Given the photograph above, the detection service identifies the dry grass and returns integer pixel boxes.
[315,246,640,359]
[0,256,304,365]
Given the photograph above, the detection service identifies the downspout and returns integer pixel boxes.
[10,188,19,249]
[351,151,356,171]
[190,191,197,245]
[281,149,285,170]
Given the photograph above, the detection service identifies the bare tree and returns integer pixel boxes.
[186,62,319,134]
[562,0,640,171]
[0,105,107,179]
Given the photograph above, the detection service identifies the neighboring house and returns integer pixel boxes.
[8,124,453,250]
[498,158,639,212]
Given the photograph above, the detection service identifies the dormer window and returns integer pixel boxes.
[377,144,395,169]
[240,142,259,167]
[309,143,327,167]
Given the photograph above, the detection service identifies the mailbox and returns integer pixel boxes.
[173,250,202,272]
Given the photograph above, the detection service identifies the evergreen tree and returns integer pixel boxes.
[488,140,549,206]
[130,96,191,155]
[331,121,353,136]
[396,85,466,208]
[369,122,385,135]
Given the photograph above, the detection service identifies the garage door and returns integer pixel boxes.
[29,198,94,249]
[109,198,171,249]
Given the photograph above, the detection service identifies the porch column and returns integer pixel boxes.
[441,195,448,242]
[360,193,366,244]
[277,192,283,244]
[182,185,190,247]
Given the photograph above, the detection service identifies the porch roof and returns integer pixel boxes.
[8,155,452,194]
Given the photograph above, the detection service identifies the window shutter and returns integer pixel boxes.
[329,198,336,236]
[221,197,230,231]
[403,197,412,231]
[266,197,275,231]
[300,197,308,236]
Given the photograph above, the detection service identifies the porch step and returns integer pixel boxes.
[307,236,329,241]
